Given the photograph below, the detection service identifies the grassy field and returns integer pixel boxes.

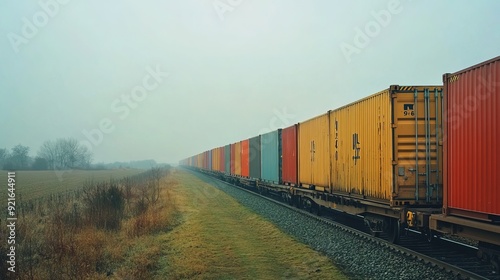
[0,169,145,201]
[158,169,349,279]
[0,168,349,279]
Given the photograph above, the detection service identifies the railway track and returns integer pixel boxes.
[195,170,499,280]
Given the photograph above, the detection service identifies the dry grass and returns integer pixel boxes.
[0,168,178,280]
[159,170,349,280]
[0,169,144,201]
[3,169,348,279]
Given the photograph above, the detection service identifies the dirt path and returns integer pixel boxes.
[157,170,348,279]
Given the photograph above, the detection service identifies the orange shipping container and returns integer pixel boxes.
[234,142,241,176]
[241,140,250,177]
[212,147,218,172]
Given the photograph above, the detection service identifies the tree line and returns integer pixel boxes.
[0,138,92,170]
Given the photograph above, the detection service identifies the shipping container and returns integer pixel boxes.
[249,135,261,179]
[282,124,298,185]
[329,85,443,205]
[261,130,282,184]
[219,146,225,173]
[241,139,250,177]
[234,141,242,176]
[443,56,500,218]
[208,150,212,171]
[201,152,205,169]
[211,148,218,172]
[207,150,213,170]
[298,112,330,190]
[225,144,231,175]
[230,144,236,175]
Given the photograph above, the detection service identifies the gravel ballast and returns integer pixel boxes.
[190,171,456,280]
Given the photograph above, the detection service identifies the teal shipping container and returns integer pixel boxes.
[260,129,282,184]
[224,144,231,175]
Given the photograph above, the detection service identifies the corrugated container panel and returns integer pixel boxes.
[282,124,298,185]
[230,144,236,175]
[204,152,207,169]
[216,147,221,172]
[234,141,242,176]
[330,86,442,205]
[444,57,500,217]
[199,153,203,169]
[220,146,225,173]
[211,148,217,172]
[225,144,231,175]
[202,152,205,169]
[298,113,330,189]
[249,135,261,179]
[208,150,212,171]
[261,130,282,184]
[241,139,250,177]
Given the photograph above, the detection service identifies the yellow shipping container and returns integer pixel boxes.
[212,148,217,172]
[234,141,242,176]
[330,85,443,205]
[197,153,203,169]
[298,112,331,190]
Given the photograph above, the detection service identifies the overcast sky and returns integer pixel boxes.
[1,0,499,164]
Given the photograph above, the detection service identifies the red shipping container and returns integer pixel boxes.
[282,124,298,185]
[241,139,250,177]
[443,56,500,219]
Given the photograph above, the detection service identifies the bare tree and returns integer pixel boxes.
[4,144,30,170]
[0,148,9,169]
[38,138,93,169]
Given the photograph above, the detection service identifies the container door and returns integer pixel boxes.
[392,86,443,205]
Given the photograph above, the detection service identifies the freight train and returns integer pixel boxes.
[180,56,500,270]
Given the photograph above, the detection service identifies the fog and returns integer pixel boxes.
[1,0,498,164]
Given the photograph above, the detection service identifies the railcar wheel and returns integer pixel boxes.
[387,218,401,244]
[491,255,500,272]
[296,196,302,209]
[425,228,435,243]
[315,204,321,216]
